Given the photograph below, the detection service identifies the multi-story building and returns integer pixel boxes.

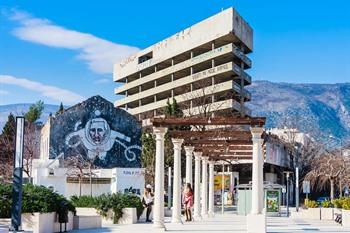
[114,8,253,122]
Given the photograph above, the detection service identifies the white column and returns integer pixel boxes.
[247,127,266,233]
[193,151,202,219]
[201,156,209,217]
[153,127,167,229]
[171,138,184,223]
[208,160,215,217]
[184,146,194,186]
[168,167,172,209]
[250,127,264,214]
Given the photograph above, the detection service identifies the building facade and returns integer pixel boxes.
[32,95,145,197]
[40,95,142,168]
[114,8,253,122]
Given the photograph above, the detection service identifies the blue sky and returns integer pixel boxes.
[1,0,350,106]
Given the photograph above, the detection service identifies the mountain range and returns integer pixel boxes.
[1,81,349,142]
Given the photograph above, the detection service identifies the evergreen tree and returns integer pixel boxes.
[2,113,15,136]
[56,102,64,115]
[165,98,172,116]
[165,98,182,117]
[24,100,44,123]
[171,97,182,117]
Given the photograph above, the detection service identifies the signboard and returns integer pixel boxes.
[214,175,230,191]
[111,168,145,196]
[303,181,310,194]
[266,190,279,213]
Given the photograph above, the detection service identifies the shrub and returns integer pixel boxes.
[0,183,12,218]
[343,198,350,210]
[71,193,143,223]
[306,200,318,208]
[333,198,345,208]
[0,183,75,218]
[70,195,97,208]
[321,200,332,208]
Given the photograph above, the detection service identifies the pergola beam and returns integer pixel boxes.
[199,145,253,150]
[199,151,253,156]
[184,139,252,146]
[169,130,252,139]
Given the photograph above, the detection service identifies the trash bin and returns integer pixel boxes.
[57,200,69,232]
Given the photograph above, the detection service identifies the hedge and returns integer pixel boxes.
[71,193,143,223]
[0,183,75,218]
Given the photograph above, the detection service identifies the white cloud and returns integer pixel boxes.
[0,75,85,104]
[0,90,9,95]
[7,10,140,74]
[94,78,111,84]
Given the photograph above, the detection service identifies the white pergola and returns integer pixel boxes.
[150,116,266,233]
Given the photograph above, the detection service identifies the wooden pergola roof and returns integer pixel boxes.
[150,116,266,162]
[151,116,265,127]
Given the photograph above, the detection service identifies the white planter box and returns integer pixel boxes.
[101,209,114,225]
[75,207,99,216]
[22,212,73,233]
[118,208,137,225]
[73,216,102,230]
[321,208,334,220]
[302,208,320,220]
[343,209,350,228]
[102,208,137,225]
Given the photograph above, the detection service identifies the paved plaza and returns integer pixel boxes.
[69,211,350,233]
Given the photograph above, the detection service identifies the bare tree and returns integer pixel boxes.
[64,154,92,196]
[23,123,41,178]
[0,135,14,183]
[305,153,347,200]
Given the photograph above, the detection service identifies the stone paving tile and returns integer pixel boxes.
[69,213,350,233]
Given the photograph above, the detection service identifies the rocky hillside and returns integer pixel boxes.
[247,81,350,141]
[1,81,349,142]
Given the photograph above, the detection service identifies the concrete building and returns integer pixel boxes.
[114,8,253,122]
[268,128,311,146]
[29,96,145,198]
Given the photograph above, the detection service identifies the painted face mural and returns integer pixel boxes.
[87,118,110,144]
[65,110,141,162]
[49,96,142,168]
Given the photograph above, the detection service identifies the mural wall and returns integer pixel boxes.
[49,96,142,168]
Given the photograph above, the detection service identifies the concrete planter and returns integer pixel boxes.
[320,208,334,220]
[118,208,137,224]
[102,208,137,225]
[22,212,73,233]
[73,216,102,230]
[302,208,320,220]
[343,209,350,228]
[73,207,102,230]
[75,207,99,216]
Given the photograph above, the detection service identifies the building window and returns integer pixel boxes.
[138,52,153,64]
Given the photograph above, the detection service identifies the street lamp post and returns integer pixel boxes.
[294,145,300,212]
[283,171,293,217]
[11,116,25,231]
